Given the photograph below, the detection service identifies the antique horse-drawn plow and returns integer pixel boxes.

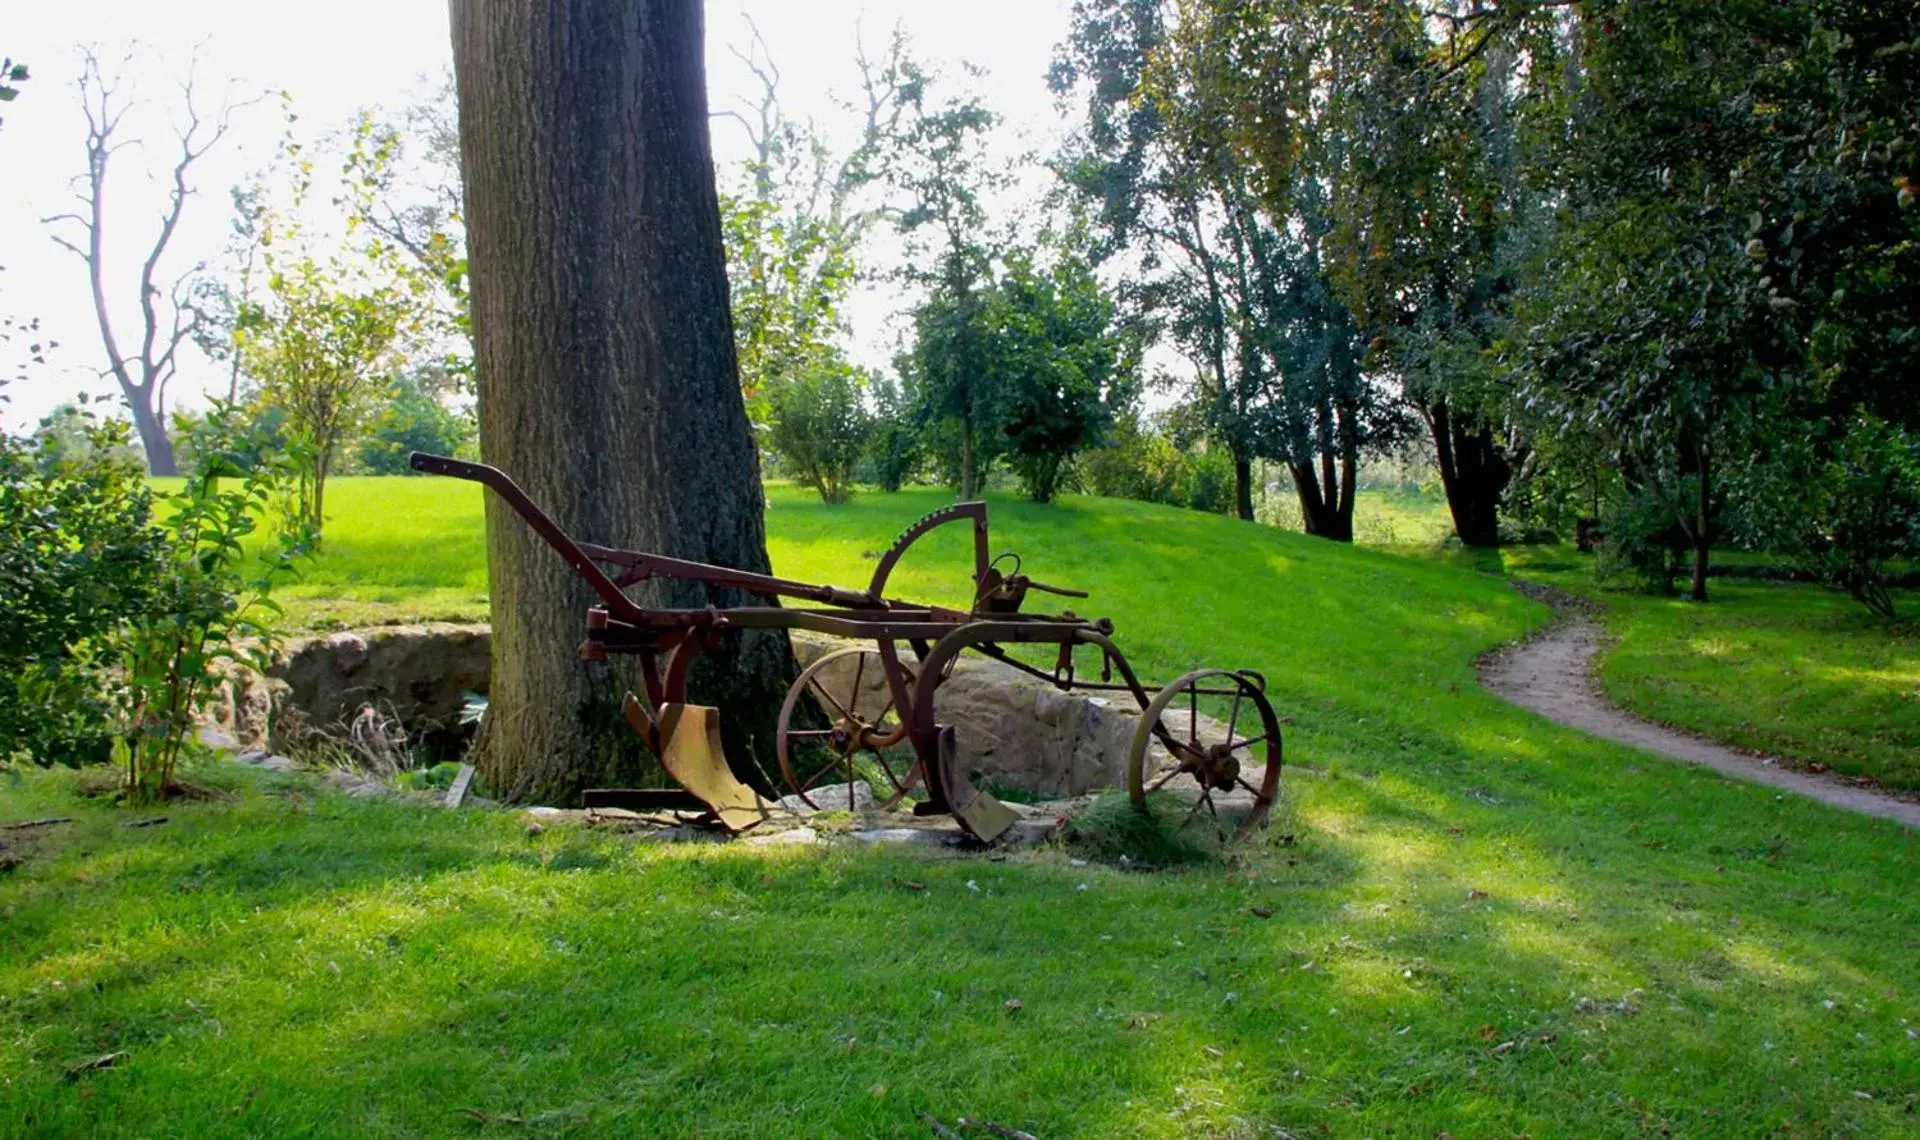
[413,453,1283,843]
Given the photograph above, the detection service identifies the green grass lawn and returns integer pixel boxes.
[1462,546,1920,792]
[6,479,1917,1135]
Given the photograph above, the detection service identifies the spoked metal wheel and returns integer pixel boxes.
[777,646,922,811]
[1127,669,1282,841]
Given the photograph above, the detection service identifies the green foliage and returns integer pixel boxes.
[765,362,873,504]
[0,416,163,769]
[1594,484,1691,596]
[1063,790,1223,868]
[1052,0,1402,531]
[862,374,923,493]
[231,108,434,536]
[115,407,313,804]
[1736,412,1920,618]
[985,252,1140,503]
[1080,411,1237,514]
[356,373,474,475]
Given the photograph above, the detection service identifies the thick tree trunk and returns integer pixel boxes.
[1233,456,1254,521]
[1421,396,1508,548]
[451,0,791,804]
[1287,459,1354,542]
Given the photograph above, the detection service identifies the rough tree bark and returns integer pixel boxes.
[451,0,793,803]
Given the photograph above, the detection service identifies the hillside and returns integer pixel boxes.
[6,479,1916,1136]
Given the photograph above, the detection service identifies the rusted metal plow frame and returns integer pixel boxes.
[412,452,1281,842]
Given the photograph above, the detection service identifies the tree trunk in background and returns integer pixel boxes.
[1288,459,1355,542]
[1233,456,1254,521]
[1421,396,1510,548]
[451,0,791,803]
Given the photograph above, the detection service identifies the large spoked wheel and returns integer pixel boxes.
[777,646,921,811]
[1127,669,1282,841]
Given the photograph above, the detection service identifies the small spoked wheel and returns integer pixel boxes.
[1127,669,1282,841]
[777,646,921,811]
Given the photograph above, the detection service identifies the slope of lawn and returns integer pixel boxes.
[1462,545,1920,792]
[4,479,1917,1136]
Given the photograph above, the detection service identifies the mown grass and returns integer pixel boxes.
[5,478,1914,1135]
[1460,545,1920,792]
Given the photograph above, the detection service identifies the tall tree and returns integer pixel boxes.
[714,23,915,424]
[44,48,251,476]
[450,0,791,802]
[884,67,1002,499]
[1053,0,1397,535]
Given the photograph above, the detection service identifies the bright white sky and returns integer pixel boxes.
[0,1,1076,432]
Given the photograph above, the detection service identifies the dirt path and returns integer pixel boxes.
[1479,585,1920,831]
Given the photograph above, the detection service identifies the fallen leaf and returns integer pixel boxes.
[1203,1045,1225,1057]
[1004,998,1023,1013]
[1492,1040,1516,1055]
[1478,1024,1498,1041]
[1251,905,1275,919]
[897,880,926,892]
[1467,889,1489,901]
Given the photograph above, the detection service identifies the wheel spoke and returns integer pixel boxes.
[850,653,866,714]
[1187,685,1198,745]
[808,676,852,720]
[1181,792,1208,827]
[1224,733,1267,753]
[1147,765,1184,794]
[786,729,833,738]
[1226,685,1243,744]
[1235,775,1265,799]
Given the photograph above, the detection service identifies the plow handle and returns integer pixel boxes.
[408,452,638,615]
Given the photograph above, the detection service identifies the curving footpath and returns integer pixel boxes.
[1479,587,1920,831]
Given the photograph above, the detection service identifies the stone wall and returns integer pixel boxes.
[205,624,491,753]
[208,624,1171,795]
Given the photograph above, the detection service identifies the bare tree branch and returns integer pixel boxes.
[40,43,254,475]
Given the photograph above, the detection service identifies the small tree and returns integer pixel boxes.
[986,252,1140,503]
[237,255,408,532]
[233,114,423,535]
[767,362,873,504]
[115,408,311,803]
[864,373,923,492]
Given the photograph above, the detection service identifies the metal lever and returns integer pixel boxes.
[1023,578,1089,599]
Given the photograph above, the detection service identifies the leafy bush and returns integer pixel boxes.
[1594,484,1690,595]
[0,416,164,768]
[1081,413,1236,514]
[767,363,873,504]
[116,408,313,803]
[0,401,309,801]
[1737,413,1920,618]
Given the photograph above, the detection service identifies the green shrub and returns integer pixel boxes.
[1594,484,1690,595]
[1081,413,1236,514]
[1737,412,1920,618]
[767,363,873,504]
[0,416,164,768]
[357,373,475,474]
[116,408,313,803]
